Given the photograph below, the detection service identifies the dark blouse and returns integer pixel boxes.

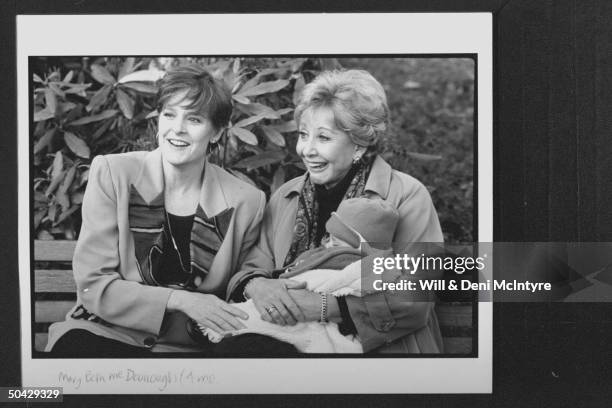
[157,212,194,287]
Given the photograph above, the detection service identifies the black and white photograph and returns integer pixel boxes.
[31,55,476,358]
[16,13,493,394]
[3,1,612,406]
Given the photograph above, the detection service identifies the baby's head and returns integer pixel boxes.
[324,198,400,249]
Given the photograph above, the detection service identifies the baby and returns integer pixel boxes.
[200,197,400,353]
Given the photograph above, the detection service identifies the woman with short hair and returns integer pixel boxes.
[226,69,445,354]
[46,64,269,356]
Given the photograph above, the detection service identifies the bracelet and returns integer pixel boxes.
[242,278,258,300]
[319,293,329,323]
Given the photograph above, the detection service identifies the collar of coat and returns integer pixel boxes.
[131,147,231,218]
[283,155,393,199]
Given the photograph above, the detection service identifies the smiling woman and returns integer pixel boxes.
[223,70,445,354]
[45,65,269,357]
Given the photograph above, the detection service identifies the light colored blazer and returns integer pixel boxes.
[46,148,266,352]
[227,156,444,353]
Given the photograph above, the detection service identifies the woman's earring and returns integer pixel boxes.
[207,139,220,155]
[352,154,362,164]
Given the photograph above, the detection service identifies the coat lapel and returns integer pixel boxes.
[190,162,234,284]
[129,149,166,286]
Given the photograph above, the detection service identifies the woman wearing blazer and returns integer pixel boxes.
[46,65,266,356]
[225,70,444,354]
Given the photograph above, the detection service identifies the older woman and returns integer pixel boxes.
[226,69,444,353]
[46,64,266,356]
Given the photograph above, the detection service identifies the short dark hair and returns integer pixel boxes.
[156,64,232,130]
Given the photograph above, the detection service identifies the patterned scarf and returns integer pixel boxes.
[283,156,374,266]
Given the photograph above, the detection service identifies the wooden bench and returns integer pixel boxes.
[34,240,474,353]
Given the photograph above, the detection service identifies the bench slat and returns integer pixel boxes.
[34,240,77,262]
[35,301,74,323]
[35,269,76,292]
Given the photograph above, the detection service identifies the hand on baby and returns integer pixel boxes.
[244,278,307,326]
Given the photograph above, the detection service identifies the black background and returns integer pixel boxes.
[1,0,611,406]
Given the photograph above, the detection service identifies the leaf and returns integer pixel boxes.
[293,74,305,105]
[48,82,66,98]
[34,208,47,230]
[120,82,158,94]
[232,94,250,105]
[63,83,91,94]
[116,88,135,119]
[68,109,118,126]
[234,113,268,128]
[60,101,76,113]
[56,190,70,211]
[90,64,116,85]
[56,164,74,211]
[118,69,165,84]
[63,70,74,83]
[275,107,293,116]
[236,103,284,119]
[91,120,113,142]
[237,79,290,97]
[86,84,112,112]
[230,127,258,145]
[406,152,442,161]
[233,150,286,171]
[64,132,91,158]
[268,120,297,133]
[34,128,56,154]
[145,110,159,119]
[51,150,64,177]
[34,108,55,122]
[271,166,286,194]
[44,89,58,116]
[118,57,136,80]
[33,73,44,83]
[239,74,262,94]
[53,204,80,227]
[47,71,61,82]
[45,152,64,197]
[58,165,76,195]
[261,125,286,147]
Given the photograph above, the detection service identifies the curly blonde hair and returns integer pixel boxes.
[294,69,390,149]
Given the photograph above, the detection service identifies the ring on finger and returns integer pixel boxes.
[265,305,277,314]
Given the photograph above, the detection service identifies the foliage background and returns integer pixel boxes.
[31,56,474,243]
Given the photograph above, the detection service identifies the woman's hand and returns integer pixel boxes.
[167,291,249,334]
[288,289,342,323]
[245,277,307,326]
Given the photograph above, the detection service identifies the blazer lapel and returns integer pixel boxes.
[189,162,235,284]
[128,149,166,286]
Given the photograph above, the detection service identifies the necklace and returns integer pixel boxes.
[164,209,190,276]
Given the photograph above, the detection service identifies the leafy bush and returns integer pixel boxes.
[31,57,473,243]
